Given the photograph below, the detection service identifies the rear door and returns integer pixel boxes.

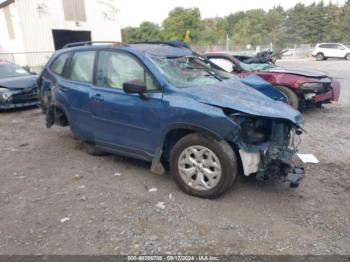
[324,44,339,57]
[39,52,70,110]
[90,50,164,159]
[58,50,96,139]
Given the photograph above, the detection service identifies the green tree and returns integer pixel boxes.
[231,9,269,45]
[323,3,343,42]
[265,6,286,47]
[223,11,245,36]
[162,7,203,41]
[340,1,350,42]
[122,2,350,47]
[198,18,226,45]
[122,22,161,42]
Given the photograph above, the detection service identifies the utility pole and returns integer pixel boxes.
[226,34,229,51]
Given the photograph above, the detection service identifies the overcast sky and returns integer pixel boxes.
[118,0,346,28]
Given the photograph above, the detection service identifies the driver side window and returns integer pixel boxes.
[336,45,345,50]
[96,51,157,91]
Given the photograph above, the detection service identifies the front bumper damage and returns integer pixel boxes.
[302,79,341,104]
[230,120,305,187]
[0,88,39,110]
[238,148,305,187]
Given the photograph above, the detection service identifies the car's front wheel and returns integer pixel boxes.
[275,85,299,110]
[170,133,237,199]
[316,53,324,61]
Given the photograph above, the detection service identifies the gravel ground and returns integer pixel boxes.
[0,59,349,255]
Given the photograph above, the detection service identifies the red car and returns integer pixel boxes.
[204,52,341,109]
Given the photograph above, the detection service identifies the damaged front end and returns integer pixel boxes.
[227,112,305,187]
[0,86,38,110]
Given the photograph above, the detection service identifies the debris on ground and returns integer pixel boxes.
[155,201,166,209]
[113,172,122,177]
[79,196,87,201]
[297,154,319,163]
[60,217,70,223]
[148,187,158,193]
[74,174,83,181]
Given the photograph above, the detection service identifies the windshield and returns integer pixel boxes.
[149,55,230,88]
[0,63,30,79]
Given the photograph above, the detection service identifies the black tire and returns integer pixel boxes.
[170,133,237,199]
[346,54,350,60]
[275,85,299,110]
[316,53,324,61]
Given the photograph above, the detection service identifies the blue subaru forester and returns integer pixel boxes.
[38,41,305,198]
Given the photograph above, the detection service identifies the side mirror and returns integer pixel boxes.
[232,64,242,73]
[123,80,146,94]
[123,80,148,99]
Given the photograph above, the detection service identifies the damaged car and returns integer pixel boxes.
[38,41,305,198]
[204,52,341,109]
[0,60,38,110]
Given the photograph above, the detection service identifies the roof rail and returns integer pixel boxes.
[129,41,191,49]
[62,41,123,49]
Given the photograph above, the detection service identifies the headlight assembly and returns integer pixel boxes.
[0,88,12,102]
[240,118,272,144]
[300,82,325,93]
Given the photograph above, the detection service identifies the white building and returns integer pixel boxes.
[0,0,121,71]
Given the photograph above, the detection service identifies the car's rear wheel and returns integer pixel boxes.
[345,54,350,60]
[170,133,237,199]
[275,85,299,110]
[316,53,324,61]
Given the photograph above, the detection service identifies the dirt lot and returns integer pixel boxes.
[0,59,349,255]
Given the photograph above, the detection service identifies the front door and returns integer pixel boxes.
[90,50,164,159]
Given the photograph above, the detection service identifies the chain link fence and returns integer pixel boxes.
[0,51,53,74]
[191,43,313,59]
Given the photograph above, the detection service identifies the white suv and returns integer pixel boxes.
[312,43,350,61]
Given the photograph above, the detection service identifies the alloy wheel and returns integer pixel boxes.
[177,145,222,191]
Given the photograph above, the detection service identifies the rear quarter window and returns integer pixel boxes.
[68,51,95,83]
[50,53,70,75]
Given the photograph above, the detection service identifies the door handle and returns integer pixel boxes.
[93,93,104,101]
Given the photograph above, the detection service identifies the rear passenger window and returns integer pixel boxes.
[50,53,70,75]
[69,51,95,83]
[96,51,157,91]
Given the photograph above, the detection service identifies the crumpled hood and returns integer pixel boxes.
[0,75,37,90]
[240,73,287,102]
[267,67,328,78]
[182,79,304,125]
